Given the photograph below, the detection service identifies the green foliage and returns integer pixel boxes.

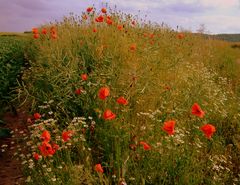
[0,127,11,138]
[0,36,28,113]
[212,34,240,42]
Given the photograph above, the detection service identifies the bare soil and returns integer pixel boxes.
[0,110,29,185]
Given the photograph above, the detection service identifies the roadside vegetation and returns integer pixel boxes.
[1,6,240,185]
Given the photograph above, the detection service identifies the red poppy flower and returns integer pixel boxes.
[93,28,97,33]
[98,87,110,100]
[52,143,59,151]
[191,103,205,118]
[50,27,57,34]
[38,142,56,156]
[106,18,113,25]
[177,33,184,39]
[139,141,151,151]
[33,153,40,160]
[101,8,107,14]
[164,85,171,90]
[95,15,104,22]
[117,96,128,105]
[200,124,216,139]
[130,43,136,51]
[162,120,176,135]
[149,34,155,39]
[51,33,57,39]
[95,164,104,173]
[41,130,51,142]
[62,130,74,142]
[117,25,123,31]
[33,34,39,39]
[87,7,93,13]
[41,28,47,34]
[32,28,38,34]
[131,20,136,26]
[82,14,88,20]
[34,113,41,120]
[75,88,82,95]
[81,73,88,81]
[103,109,116,120]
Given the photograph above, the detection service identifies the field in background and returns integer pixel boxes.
[1,7,240,185]
[0,33,29,116]
[210,34,240,42]
[0,32,30,36]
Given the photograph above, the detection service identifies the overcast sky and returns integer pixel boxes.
[0,0,240,34]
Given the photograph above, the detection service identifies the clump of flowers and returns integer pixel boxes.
[95,164,104,173]
[103,109,116,120]
[191,103,205,118]
[200,124,216,139]
[162,120,176,135]
[62,130,74,142]
[117,96,128,105]
[34,113,41,120]
[31,26,58,40]
[139,141,151,151]
[98,87,110,100]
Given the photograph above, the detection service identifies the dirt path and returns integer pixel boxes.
[0,110,29,185]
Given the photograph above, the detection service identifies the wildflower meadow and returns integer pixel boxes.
[1,5,240,185]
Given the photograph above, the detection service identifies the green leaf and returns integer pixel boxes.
[0,120,5,125]
[0,128,11,138]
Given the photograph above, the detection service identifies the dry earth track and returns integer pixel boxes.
[0,110,29,185]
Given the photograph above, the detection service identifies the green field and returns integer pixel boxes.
[0,33,30,115]
[1,7,240,185]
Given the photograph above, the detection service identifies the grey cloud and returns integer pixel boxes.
[0,0,239,33]
[14,0,50,11]
[165,2,211,13]
[0,0,90,32]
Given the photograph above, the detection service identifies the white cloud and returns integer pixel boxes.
[194,14,240,33]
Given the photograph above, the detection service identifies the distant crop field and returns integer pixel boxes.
[0,35,28,114]
[0,32,29,37]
